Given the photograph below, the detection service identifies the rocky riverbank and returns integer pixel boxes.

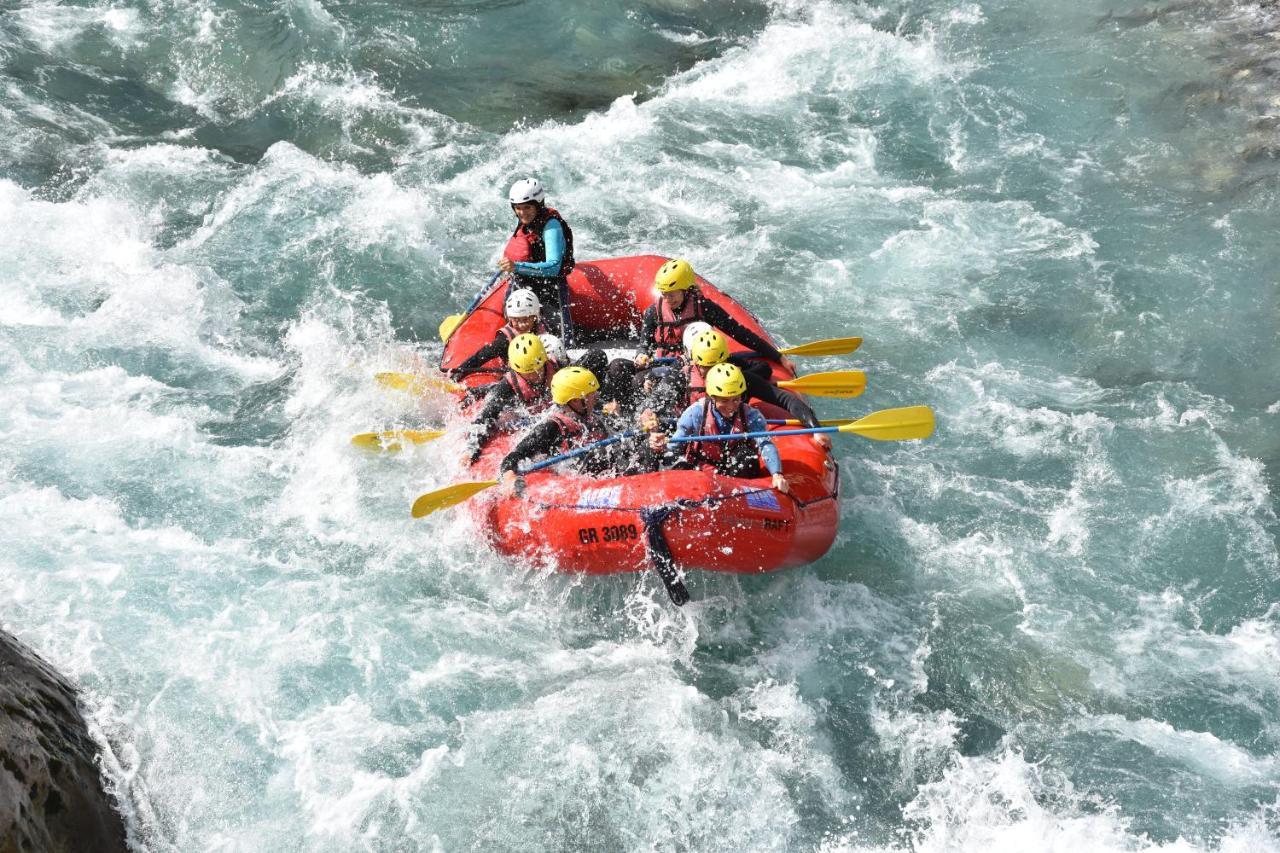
[1,630,129,853]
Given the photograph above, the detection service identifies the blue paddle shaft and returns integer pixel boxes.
[461,270,503,316]
[520,431,640,474]
[516,425,831,475]
[667,426,837,443]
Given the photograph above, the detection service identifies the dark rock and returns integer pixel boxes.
[0,630,129,853]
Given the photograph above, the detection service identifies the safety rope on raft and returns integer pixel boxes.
[525,472,841,607]
[529,484,838,514]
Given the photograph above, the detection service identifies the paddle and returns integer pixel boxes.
[779,337,862,357]
[410,431,640,518]
[439,270,503,342]
[649,363,865,398]
[375,372,466,396]
[766,418,855,427]
[776,370,867,399]
[668,406,935,443]
[351,429,446,451]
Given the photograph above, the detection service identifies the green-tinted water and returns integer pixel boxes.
[1,0,1278,849]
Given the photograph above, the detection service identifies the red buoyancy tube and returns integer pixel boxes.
[548,407,609,454]
[504,207,575,273]
[502,363,557,410]
[653,293,704,357]
[684,399,751,468]
[682,361,708,407]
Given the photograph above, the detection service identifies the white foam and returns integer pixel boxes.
[10,3,144,53]
[870,200,1098,278]
[0,179,277,379]
[896,748,1205,852]
[1084,715,1279,786]
[666,3,950,109]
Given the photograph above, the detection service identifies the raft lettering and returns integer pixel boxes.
[577,524,640,545]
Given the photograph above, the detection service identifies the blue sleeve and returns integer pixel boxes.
[673,401,704,438]
[513,219,564,278]
[745,407,782,475]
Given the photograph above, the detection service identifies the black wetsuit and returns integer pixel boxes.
[465,377,550,463]
[645,356,820,427]
[499,409,631,476]
[639,293,784,361]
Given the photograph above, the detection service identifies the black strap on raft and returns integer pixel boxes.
[641,507,689,606]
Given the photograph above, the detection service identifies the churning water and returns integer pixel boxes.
[2,0,1279,849]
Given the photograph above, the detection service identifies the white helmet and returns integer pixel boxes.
[508,178,545,205]
[505,288,542,319]
[539,333,568,366]
[682,321,714,354]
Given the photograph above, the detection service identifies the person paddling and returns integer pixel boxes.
[451,288,546,379]
[633,259,787,367]
[500,367,636,495]
[464,334,559,464]
[641,329,832,451]
[497,178,575,343]
[649,363,791,493]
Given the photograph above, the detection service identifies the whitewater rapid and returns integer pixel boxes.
[2,0,1278,849]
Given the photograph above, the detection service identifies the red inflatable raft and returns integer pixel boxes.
[438,255,840,578]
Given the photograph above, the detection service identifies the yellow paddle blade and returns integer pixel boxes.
[439,313,464,342]
[776,370,868,399]
[351,429,446,451]
[838,406,935,441]
[375,372,465,395]
[411,480,500,518]
[779,337,863,357]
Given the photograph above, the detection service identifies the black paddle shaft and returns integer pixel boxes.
[642,507,689,606]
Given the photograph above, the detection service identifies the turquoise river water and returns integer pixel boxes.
[2,0,1279,849]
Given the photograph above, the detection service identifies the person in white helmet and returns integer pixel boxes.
[537,331,634,417]
[496,178,576,344]
[538,333,569,368]
[450,288,547,379]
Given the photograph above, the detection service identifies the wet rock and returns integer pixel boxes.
[0,630,129,853]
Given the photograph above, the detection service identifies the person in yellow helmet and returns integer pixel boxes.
[633,258,787,366]
[464,334,559,463]
[499,366,631,494]
[640,329,832,451]
[648,362,791,492]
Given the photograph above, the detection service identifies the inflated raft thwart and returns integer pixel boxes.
[439,255,840,577]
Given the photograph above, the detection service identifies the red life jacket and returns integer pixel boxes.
[497,320,547,342]
[681,361,708,407]
[547,407,609,455]
[652,291,704,358]
[684,399,752,467]
[503,206,576,274]
[502,363,556,410]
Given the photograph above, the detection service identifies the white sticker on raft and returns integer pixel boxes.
[579,486,622,508]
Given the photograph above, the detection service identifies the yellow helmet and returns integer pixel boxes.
[550,366,601,405]
[654,258,696,292]
[508,333,547,374]
[689,330,729,367]
[704,363,747,398]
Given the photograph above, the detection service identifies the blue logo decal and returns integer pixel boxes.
[745,490,781,512]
